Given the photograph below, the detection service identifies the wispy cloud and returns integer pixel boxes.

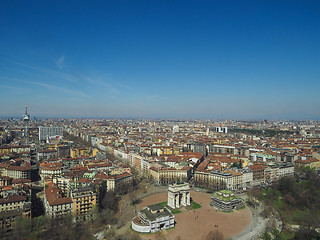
[0,83,29,92]
[3,58,77,83]
[55,55,65,69]
[76,74,120,94]
[13,79,88,97]
[2,57,132,96]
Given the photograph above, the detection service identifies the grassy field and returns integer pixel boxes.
[279,229,295,240]
[190,201,201,209]
[158,201,181,214]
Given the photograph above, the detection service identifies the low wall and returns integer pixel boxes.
[132,220,150,233]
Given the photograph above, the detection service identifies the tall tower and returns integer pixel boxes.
[23,104,30,143]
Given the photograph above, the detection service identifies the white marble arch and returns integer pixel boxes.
[168,183,191,209]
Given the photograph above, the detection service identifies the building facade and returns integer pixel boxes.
[39,126,63,141]
[132,204,174,233]
[44,183,73,219]
[71,188,97,221]
[211,190,243,212]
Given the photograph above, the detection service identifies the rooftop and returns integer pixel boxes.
[140,204,173,221]
[212,190,240,202]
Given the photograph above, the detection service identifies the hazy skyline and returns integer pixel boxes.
[0,1,319,119]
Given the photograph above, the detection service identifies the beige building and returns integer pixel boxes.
[0,145,30,155]
[264,167,279,183]
[71,188,97,221]
[0,161,31,180]
[150,166,191,184]
[40,161,62,180]
[295,158,319,170]
[0,195,31,235]
[106,172,133,191]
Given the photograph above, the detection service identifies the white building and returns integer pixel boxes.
[215,127,228,133]
[132,204,174,233]
[278,163,294,178]
[44,182,73,219]
[173,125,179,134]
[4,161,31,179]
[241,169,253,189]
[39,126,63,141]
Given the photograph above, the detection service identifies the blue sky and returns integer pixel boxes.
[0,1,319,119]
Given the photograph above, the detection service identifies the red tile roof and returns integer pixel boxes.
[45,182,72,206]
[0,195,27,205]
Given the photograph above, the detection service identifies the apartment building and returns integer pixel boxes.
[71,187,97,221]
[44,182,73,219]
[278,163,294,178]
[0,195,31,235]
[0,145,30,155]
[106,172,133,191]
[248,164,265,185]
[40,161,62,180]
[264,166,279,183]
[0,160,31,180]
[37,149,58,161]
[39,126,63,141]
[295,157,319,170]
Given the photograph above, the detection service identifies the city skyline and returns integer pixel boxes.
[0,1,319,120]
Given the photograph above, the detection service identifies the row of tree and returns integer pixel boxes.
[4,215,92,240]
[248,167,320,240]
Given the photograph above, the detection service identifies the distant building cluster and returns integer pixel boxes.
[66,119,320,192]
[0,110,320,235]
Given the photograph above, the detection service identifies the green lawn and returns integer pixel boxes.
[190,201,201,209]
[158,201,167,207]
[169,208,181,214]
[157,202,181,214]
[273,198,284,209]
[279,229,295,240]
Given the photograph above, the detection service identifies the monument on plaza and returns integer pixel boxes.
[167,182,191,209]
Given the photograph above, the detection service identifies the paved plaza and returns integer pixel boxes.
[137,191,252,240]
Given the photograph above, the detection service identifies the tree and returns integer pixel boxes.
[103,226,116,240]
[260,230,272,240]
[101,190,119,212]
[265,218,276,232]
[238,160,243,169]
[294,227,320,240]
[271,229,281,240]
[8,216,32,240]
[294,211,320,229]
[129,190,141,205]
[247,187,261,201]
[9,215,50,240]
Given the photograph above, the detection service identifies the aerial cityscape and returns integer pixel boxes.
[1,1,320,240]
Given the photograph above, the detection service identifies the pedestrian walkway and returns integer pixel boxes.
[232,206,267,240]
